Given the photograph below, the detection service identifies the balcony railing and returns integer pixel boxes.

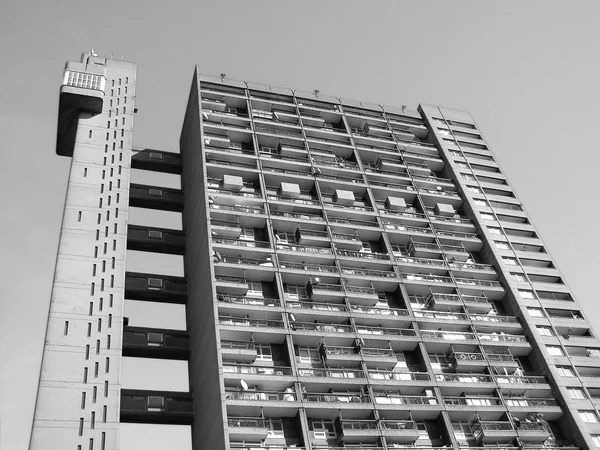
[226,390,296,401]
[382,222,433,235]
[402,273,454,284]
[337,250,390,260]
[228,417,266,428]
[436,373,493,383]
[213,238,271,248]
[396,256,447,268]
[494,375,547,384]
[219,316,284,328]
[327,216,380,228]
[421,330,477,341]
[298,367,365,378]
[444,396,501,406]
[217,294,280,306]
[455,277,503,289]
[268,195,319,205]
[374,393,438,405]
[269,210,324,221]
[222,363,292,376]
[279,261,338,273]
[504,397,559,407]
[356,325,417,337]
[449,261,494,271]
[210,203,265,214]
[478,333,527,343]
[276,243,333,254]
[341,267,397,278]
[304,392,370,403]
[285,300,348,312]
[368,369,430,381]
[293,322,353,333]
[349,304,409,317]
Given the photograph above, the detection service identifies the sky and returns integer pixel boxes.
[1,1,600,449]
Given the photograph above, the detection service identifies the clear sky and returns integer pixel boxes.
[1,1,599,449]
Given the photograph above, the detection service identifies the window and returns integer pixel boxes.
[81,392,86,409]
[512,273,526,282]
[474,199,488,207]
[495,241,509,250]
[64,321,69,335]
[266,418,284,437]
[247,281,263,297]
[527,308,543,317]
[93,386,97,403]
[310,419,335,438]
[580,411,599,423]
[298,347,320,364]
[592,435,600,448]
[428,353,448,372]
[480,212,495,221]
[488,227,501,235]
[537,326,553,336]
[519,289,534,299]
[255,344,272,361]
[557,366,574,377]
[568,387,586,399]
[547,346,564,356]
[284,284,307,300]
[79,418,84,436]
[503,257,517,265]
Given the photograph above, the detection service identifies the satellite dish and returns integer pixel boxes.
[313,277,321,285]
[289,314,296,322]
[240,379,249,391]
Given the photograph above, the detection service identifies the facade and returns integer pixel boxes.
[29,53,600,450]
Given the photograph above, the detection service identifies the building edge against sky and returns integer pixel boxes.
[29,52,600,450]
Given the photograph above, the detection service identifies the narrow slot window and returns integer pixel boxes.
[78,211,82,222]
[64,321,69,335]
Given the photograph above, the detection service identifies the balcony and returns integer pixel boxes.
[344,285,381,306]
[122,326,189,360]
[471,420,517,443]
[215,275,250,295]
[227,417,269,440]
[307,282,345,301]
[295,228,330,246]
[125,272,187,303]
[126,225,185,255]
[129,184,184,212]
[360,347,398,368]
[335,419,380,442]
[120,389,193,425]
[380,419,420,443]
[448,351,487,372]
[217,294,280,307]
[367,369,431,384]
[223,363,293,378]
[297,367,365,380]
[226,389,297,402]
[495,375,551,395]
[220,341,258,362]
[515,421,554,441]
[303,391,370,404]
[131,148,182,174]
[425,292,492,314]
[421,329,477,342]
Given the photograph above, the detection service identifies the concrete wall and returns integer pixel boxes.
[180,67,228,450]
[30,55,137,450]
